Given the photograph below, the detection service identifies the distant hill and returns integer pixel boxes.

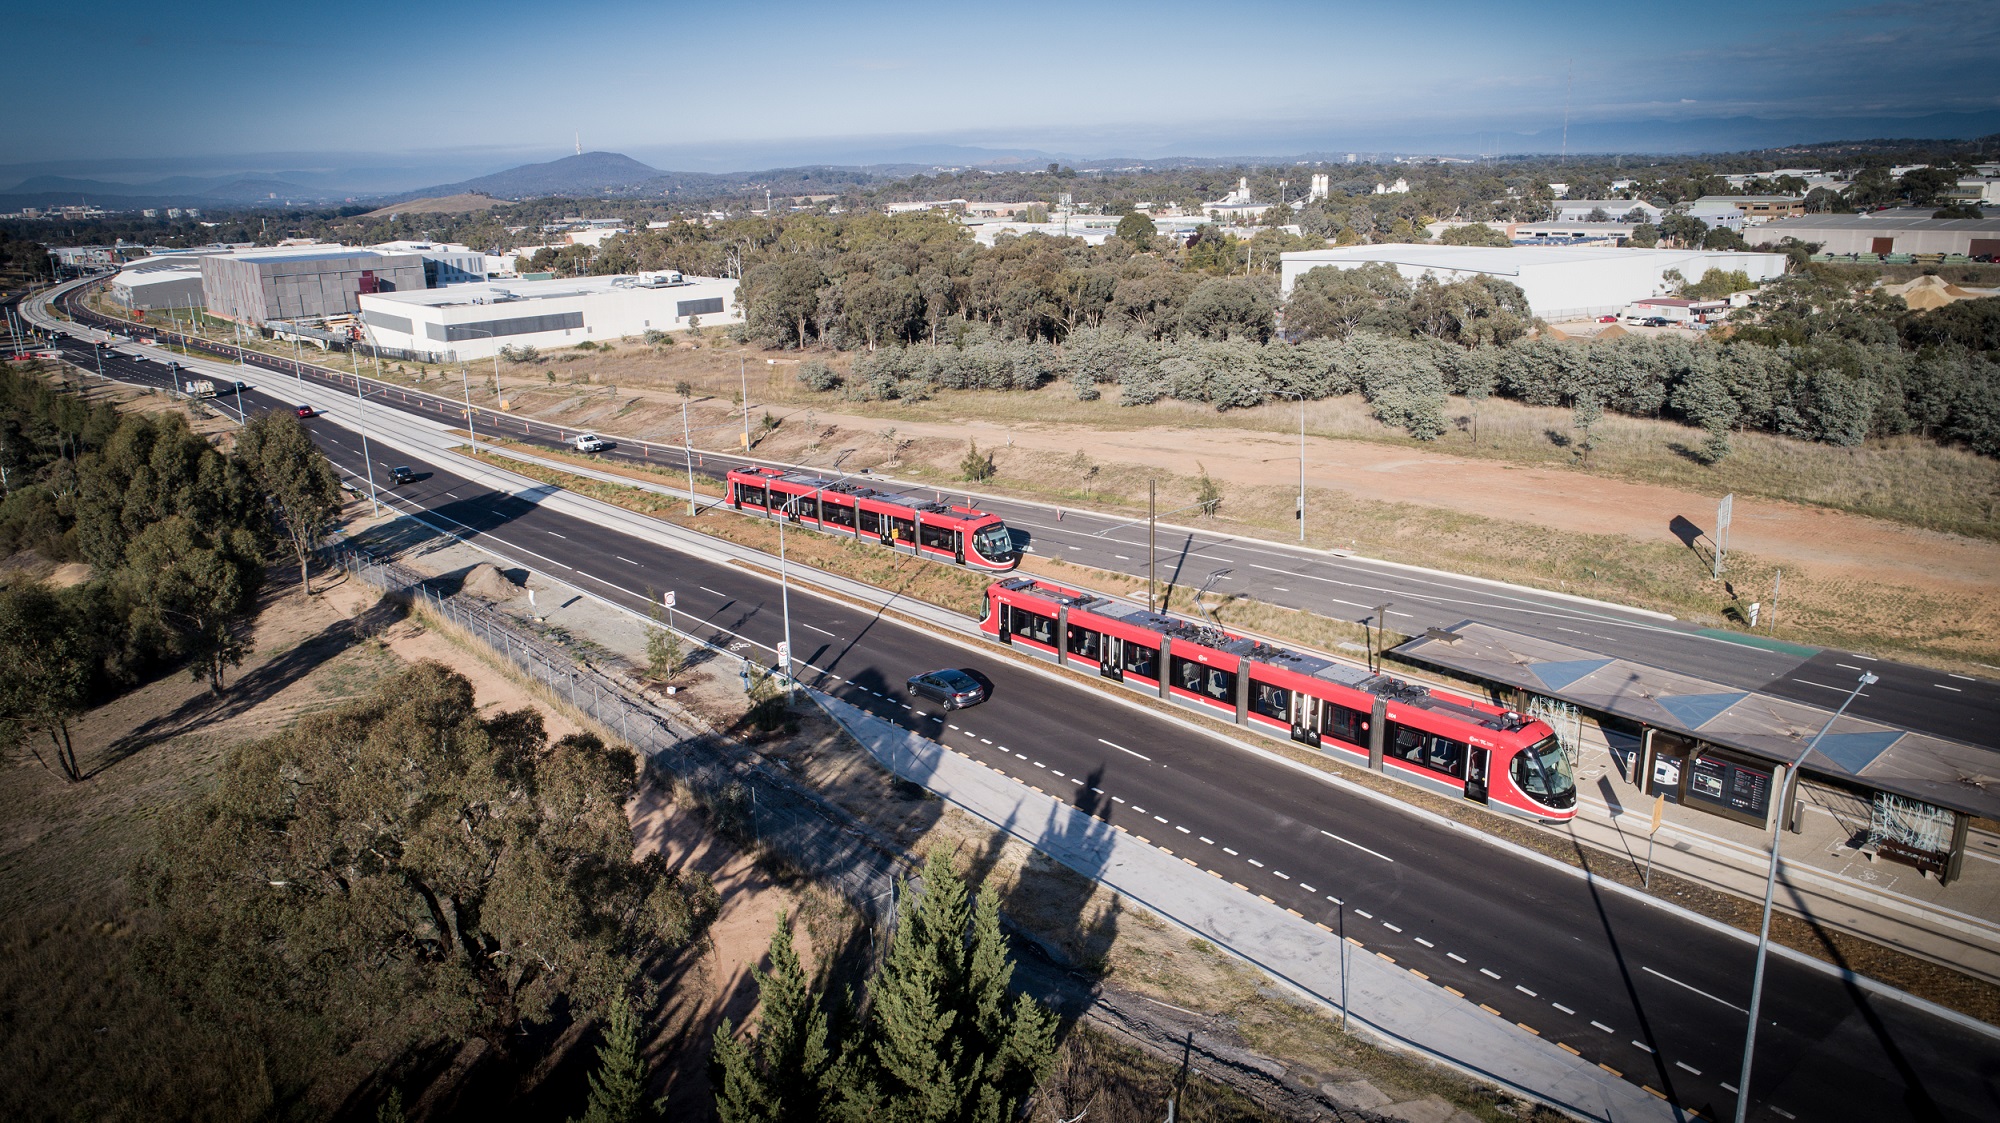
[361,193,502,217]
[410,151,666,200]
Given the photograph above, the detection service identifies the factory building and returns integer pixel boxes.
[1279,245,1787,322]
[106,256,207,311]
[200,246,427,325]
[357,273,741,361]
[1746,215,2000,258]
[370,240,488,286]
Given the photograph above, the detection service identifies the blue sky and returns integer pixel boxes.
[5,0,1998,174]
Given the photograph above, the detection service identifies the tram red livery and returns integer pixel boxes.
[981,576,1577,822]
[726,465,1019,571]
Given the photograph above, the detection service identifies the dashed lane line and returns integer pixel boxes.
[1448,953,1467,963]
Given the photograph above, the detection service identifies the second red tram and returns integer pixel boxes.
[727,465,1019,570]
[980,576,1576,822]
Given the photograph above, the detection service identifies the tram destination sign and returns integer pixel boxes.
[1686,750,1772,822]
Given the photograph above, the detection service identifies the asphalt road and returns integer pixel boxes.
[22,292,2000,1123]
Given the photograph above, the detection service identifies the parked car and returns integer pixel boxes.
[296,405,315,417]
[389,465,416,485]
[571,433,610,453]
[906,668,989,710]
[1641,316,1671,327]
[1597,315,1618,323]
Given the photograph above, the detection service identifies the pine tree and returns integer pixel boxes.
[714,913,835,1123]
[572,999,650,1123]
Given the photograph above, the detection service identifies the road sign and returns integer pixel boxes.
[1648,794,1665,835]
[1748,602,1760,627]
[776,642,789,661]
[663,590,676,608]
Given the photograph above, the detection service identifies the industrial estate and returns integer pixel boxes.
[5,15,2000,1123]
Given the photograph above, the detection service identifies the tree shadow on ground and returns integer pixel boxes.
[88,573,409,778]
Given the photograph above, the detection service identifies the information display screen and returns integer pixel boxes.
[1686,752,1771,819]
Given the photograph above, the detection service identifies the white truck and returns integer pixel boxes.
[570,433,610,453]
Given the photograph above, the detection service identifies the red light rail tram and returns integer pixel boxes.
[726,465,1019,571]
[981,576,1577,822]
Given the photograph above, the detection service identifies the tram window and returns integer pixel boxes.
[823,501,855,528]
[739,484,767,507]
[1322,703,1366,746]
[1252,683,1289,721]
[889,516,915,542]
[1121,641,1158,679]
[793,495,817,520]
[1172,656,1235,702]
[1388,724,1467,777]
[1066,624,1101,660]
[919,522,955,551]
[859,509,882,535]
[1010,606,1055,646]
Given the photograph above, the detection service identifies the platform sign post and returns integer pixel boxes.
[1713,493,1733,579]
[1644,794,1665,888]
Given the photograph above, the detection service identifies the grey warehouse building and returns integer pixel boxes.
[200,246,427,325]
[1748,215,2000,257]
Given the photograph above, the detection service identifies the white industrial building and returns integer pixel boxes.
[1278,245,1788,322]
[1747,215,2000,258]
[106,256,207,310]
[357,273,741,361]
[1551,199,1664,223]
[369,240,487,286]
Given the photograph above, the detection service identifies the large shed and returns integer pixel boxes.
[1278,245,1788,322]
[1748,214,2000,257]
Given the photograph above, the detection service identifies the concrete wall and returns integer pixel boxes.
[201,250,427,324]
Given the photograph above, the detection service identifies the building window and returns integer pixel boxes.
[677,297,724,317]
[441,311,584,342]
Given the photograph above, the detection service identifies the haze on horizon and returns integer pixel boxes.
[5,0,1999,180]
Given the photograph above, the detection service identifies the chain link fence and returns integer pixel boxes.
[331,545,906,925]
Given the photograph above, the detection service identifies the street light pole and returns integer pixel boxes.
[459,362,478,454]
[682,399,697,516]
[1298,395,1307,543]
[1147,478,1158,614]
[739,356,750,451]
[1732,670,1878,1123]
[351,366,381,516]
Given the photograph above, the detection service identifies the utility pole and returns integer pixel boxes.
[351,367,380,516]
[1297,396,1307,543]
[1147,479,1157,614]
[682,399,697,515]
[459,363,478,453]
[1733,672,1877,1123]
[739,357,750,451]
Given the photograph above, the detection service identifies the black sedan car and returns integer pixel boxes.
[906,668,988,710]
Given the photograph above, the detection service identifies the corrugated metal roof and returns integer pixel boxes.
[1396,622,2000,820]
[1755,215,2000,232]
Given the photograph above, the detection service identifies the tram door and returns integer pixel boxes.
[1100,636,1123,682]
[1291,694,1319,748]
[1466,747,1490,804]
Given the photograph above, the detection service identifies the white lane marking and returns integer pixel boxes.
[1355,909,1374,919]
[1246,858,1264,867]
[1321,830,1395,862]
[1199,836,1215,845]
[1114,554,1131,560]
[1515,985,1537,997]
[1091,786,1105,794]
[445,491,460,499]
[1382,921,1400,932]
[1592,1021,1615,1033]
[1793,678,1873,697]
[1050,768,1064,777]
[1153,815,1169,824]
[1632,1041,1655,1054]
[1414,937,1434,948]
[1552,1003,1574,1015]
[1771,1108,1795,1120]
[1033,762,1046,769]
[1935,684,1962,692]
[1272,586,1290,592]
[1949,673,1976,681]
[1676,1061,1702,1075]
[548,530,567,539]
[949,724,960,730]
[1099,738,1152,760]
[803,623,836,637]
[1836,663,1861,670]
[1071,777,1084,785]
[1448,953,1467,963]
[1133,806,1148,814]
[699,585,727,596]
[1274,871,1291,880]
[1721,1082,1738,1093]
[1642,966,1749,1014]
[980,737,993,744]
[615,555,640,565]
[1067,546,1081,551]
[1480,968,1502,979]
[1176,825,1190,833]
[1112,795,1125,803]
[1222,846,1237,855]
[1326,894,1344,905]
[1014,752,1027,760]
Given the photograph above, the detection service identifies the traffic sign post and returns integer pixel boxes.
[1713,493,1733,579]
[664,590,676,635]
[1644,794,1665,888]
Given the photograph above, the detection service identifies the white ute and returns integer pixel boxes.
[570,433,610,452]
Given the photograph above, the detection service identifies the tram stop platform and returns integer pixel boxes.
[1394,621,2000,990]
[1556,722,2000,987]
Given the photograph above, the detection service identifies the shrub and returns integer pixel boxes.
[960,440,996,481]
[797,359,840,392]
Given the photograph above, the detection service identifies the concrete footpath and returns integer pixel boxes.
[813,691,1678,1123]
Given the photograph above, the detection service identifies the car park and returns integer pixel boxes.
[905,668,988,710]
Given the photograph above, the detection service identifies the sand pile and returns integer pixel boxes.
[462,562,525,601]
